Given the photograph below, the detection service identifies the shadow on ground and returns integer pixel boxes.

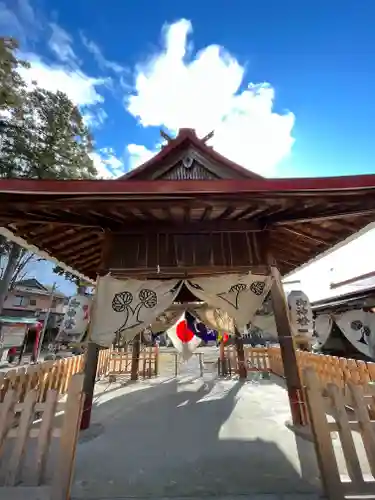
[71,371,322,499]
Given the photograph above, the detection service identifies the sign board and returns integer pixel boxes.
[2,323,28,348]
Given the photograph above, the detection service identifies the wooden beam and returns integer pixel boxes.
[72,253,101,270]
[0,212,102,227]
[231,206,265,221]
[68,248,101,267]
[271,235,315,255]
[52,231,102,251]
[330,270,375,289]
[108,264,269,279]
[292,222,348,242]
[98,231,113,276]
[130,334,141,381]
[56,238,101,258]
[278,227,330,246]
[1,174,375,196]
[111,220,263,234]
[269,265,305,426]
[200,206,213,221]
[234,327,247,379]
[271,207,375,225]
[214,206,237,220]
[34,227,80,245]
[80,342,100,430]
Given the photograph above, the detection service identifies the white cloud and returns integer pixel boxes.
[49,23,79,65]
[90,148,124,179]
[81,33,125,74]
[126,144,156,170]
[0,0,40,42]
[0,2,24,37]
[18,54,107,107]
[83,108,108,128]
[126,19,295,175]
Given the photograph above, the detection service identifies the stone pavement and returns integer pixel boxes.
[70,358,324,500]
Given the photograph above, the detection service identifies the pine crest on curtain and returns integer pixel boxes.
[90,275,183,347]
[334,310,375,359]
[185,273,272,329]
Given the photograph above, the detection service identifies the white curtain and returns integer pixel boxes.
[90,275,182,347]
[334,310,375,359]
[150,309,185,332]
[252,313,278,338]
[191,305,235,334]
[314,314,333,346]
[185,273,272,329]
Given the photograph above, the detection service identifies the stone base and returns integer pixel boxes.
[0,487,50,500]
[285,420,314,442]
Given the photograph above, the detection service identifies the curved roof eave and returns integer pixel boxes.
[0,227,95,285]
[283,221,375,279]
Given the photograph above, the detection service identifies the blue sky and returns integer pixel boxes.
[2,0,375,298]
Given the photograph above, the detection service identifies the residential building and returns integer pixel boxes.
[3,278,68,328]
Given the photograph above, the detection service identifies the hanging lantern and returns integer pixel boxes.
[59,295,92,339]
[287,290,314,339]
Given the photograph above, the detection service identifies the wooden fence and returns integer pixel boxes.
[0,356,85,405]
[0,373,84,500]
[221,346,271,376]
[304,366,375,500]
[157,351,205,377]
[224,345,375,393]
[108,347,159,379]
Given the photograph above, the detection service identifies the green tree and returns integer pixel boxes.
[52,267,82,287]
[52,266,92,292]
[0,38,27,111]
[1,86,96,179]
[0,37,97,351]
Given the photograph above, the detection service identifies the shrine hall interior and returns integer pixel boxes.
[0,128,375,284]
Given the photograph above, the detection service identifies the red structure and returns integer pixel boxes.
[1,128,375,428]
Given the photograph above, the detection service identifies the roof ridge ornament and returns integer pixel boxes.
[160,128,215,144]
[160,129,173,144]
[202,130,214,143]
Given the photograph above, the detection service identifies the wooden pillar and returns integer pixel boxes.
[80,341,100,430]
[130,333,141,381]
[218,340,227,376]
[270,266,305,426]
[234,328,247,379]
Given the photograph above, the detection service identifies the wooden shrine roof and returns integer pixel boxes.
[312,287,375,314]
[121,128,264,181]
[1,174,375,280]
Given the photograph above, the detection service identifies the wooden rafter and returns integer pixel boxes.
[278,227,330,246]
[0,170,375,279]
